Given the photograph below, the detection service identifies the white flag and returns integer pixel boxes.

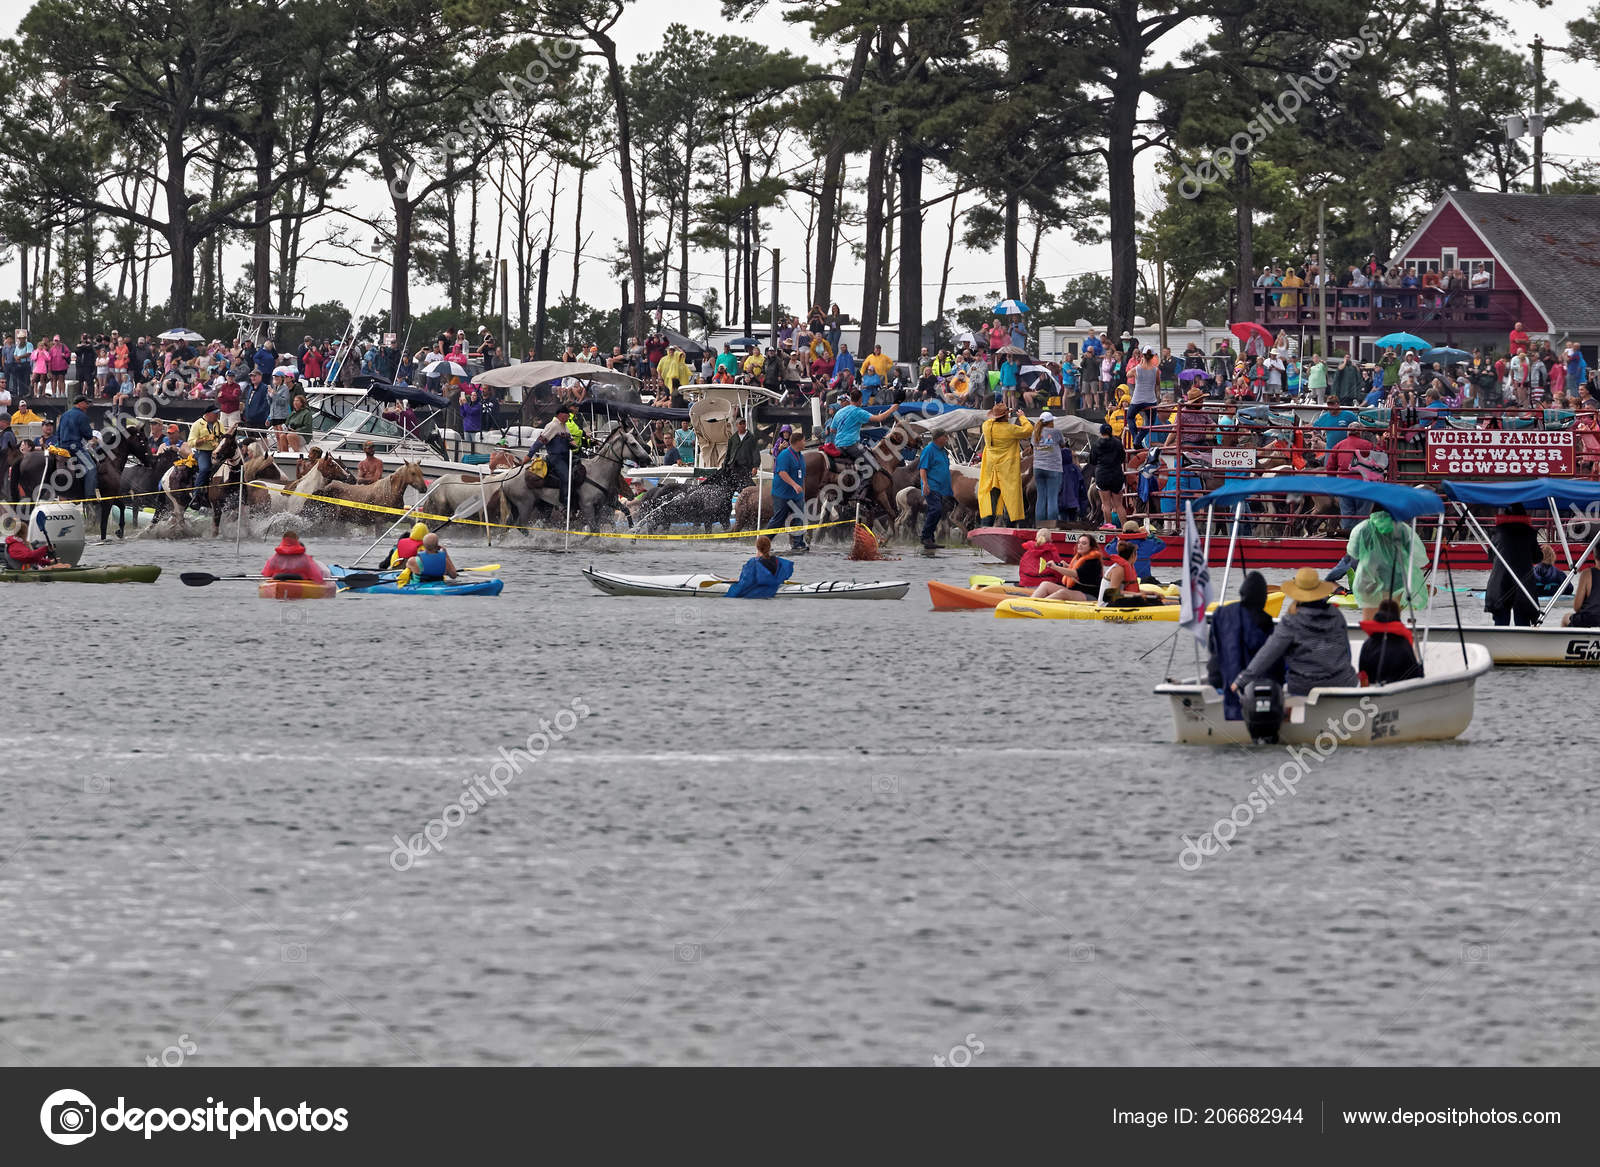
[1178,503,1213,642]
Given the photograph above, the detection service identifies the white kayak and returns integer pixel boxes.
[582,567,909,600]
[1349,623,1600,667]
[1154,641,1493,745]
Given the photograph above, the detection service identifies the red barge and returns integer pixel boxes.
[965,402,1598,569]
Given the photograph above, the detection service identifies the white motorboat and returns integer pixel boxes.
[1349,623,1600,667]
[1156,640,1492,745]
[582,567,909,600]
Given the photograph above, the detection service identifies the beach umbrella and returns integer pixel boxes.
[1375,331,1430,351]
[1423,346,1471,365]
[1229,321,1273,348]
[424,359,469,378]
[992,299,1030,316]
[158,327,205,342]
[1178,367,1210,382]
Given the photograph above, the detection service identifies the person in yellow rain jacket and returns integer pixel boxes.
[1106,384,1130,439]
[977,401,1034,527]
[657,347,691,393]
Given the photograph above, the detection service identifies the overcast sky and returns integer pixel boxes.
[0,0,1591,328]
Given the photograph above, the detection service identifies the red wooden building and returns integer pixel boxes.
[1235,191,1600,361]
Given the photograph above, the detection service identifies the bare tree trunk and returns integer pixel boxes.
[594,29,646,338]
[569,162,588,308]
[1001,192,1021,300]
[897,144,923,359]
[252,85,277,316]
[858,140,886,353]
[813,37,872,310]
[936,187,962,325]
[879,159,895,328]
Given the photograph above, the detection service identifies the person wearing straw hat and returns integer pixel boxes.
[1232,567,1358,697]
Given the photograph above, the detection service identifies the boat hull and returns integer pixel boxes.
[0,564,160,584]
[994,590,1285,623]
[1155,642,1492,744]
[344,578,504,596]
[928,580,1029,610]
[259,579,338,600]
[583,568,908,600]
[1351,624,1600,667]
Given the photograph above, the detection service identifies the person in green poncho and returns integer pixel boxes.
[1345,506,1429,619]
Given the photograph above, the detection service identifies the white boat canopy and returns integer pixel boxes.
[474,360,641,392]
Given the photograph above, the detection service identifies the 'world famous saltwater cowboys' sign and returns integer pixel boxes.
[1426,430,1575,476]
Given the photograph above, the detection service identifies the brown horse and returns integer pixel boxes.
[315,460,429,525]
[245,452,352,514]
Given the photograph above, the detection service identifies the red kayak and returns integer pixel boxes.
[965,526,1493,570]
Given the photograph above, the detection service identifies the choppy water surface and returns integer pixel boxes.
[2,532,1596,1067]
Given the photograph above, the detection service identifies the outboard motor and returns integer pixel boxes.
[1242,679,1284,745]
[30,501,86,566]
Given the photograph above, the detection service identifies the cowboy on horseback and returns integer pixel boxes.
[187,406,223,510]
[530,403,587,503]
[824,389,896,501]
[55,395,98,499]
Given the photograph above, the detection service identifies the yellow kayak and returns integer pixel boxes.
[994,591,1288,622]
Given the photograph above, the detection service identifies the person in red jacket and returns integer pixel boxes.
[262,531,325,582]
[1508,322,1530,355]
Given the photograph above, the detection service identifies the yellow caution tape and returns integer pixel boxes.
[249,482,852,540]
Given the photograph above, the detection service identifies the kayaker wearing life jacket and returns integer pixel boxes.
[384,522,430,570]
[2,534,64,570]
[262,530,326,583]
[406,531,458,583]
[1032,532,1099,602]
[724,534,796,598]
[1118,519,1166,584]
[1358,600,1423,685]
[1021,529,1075,598]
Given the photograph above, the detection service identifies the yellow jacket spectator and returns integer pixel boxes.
[862,350,893,381]
[742,351,765,378]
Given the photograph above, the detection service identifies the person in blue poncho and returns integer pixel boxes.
[724,535,795,598]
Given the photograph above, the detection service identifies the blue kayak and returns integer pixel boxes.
[328,564,503,595]
[343,578,504,596]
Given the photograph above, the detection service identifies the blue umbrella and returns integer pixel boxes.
[992,299,1030,316]
[1374,331,1430,351]
[1423,346,1471,365]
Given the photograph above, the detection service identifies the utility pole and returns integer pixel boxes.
[1317,199,1328,360]
[499,258,509,361]
[1154,248,1167,352]
[1532,35,1545,195]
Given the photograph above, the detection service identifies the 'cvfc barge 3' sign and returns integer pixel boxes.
[1426,430,1575,476]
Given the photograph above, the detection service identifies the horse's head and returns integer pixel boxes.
[319,454,353,482]
[611,421,654,466]
[398,460,427,491]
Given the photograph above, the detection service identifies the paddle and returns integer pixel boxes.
[180,572,259,587]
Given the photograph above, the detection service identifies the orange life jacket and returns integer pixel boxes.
[1103,553,1140,593]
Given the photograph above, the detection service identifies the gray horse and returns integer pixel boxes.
[499,422,655,532]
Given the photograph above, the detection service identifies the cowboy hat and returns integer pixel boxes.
[1280,566,1337,602]
[1185,386,1206,403]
